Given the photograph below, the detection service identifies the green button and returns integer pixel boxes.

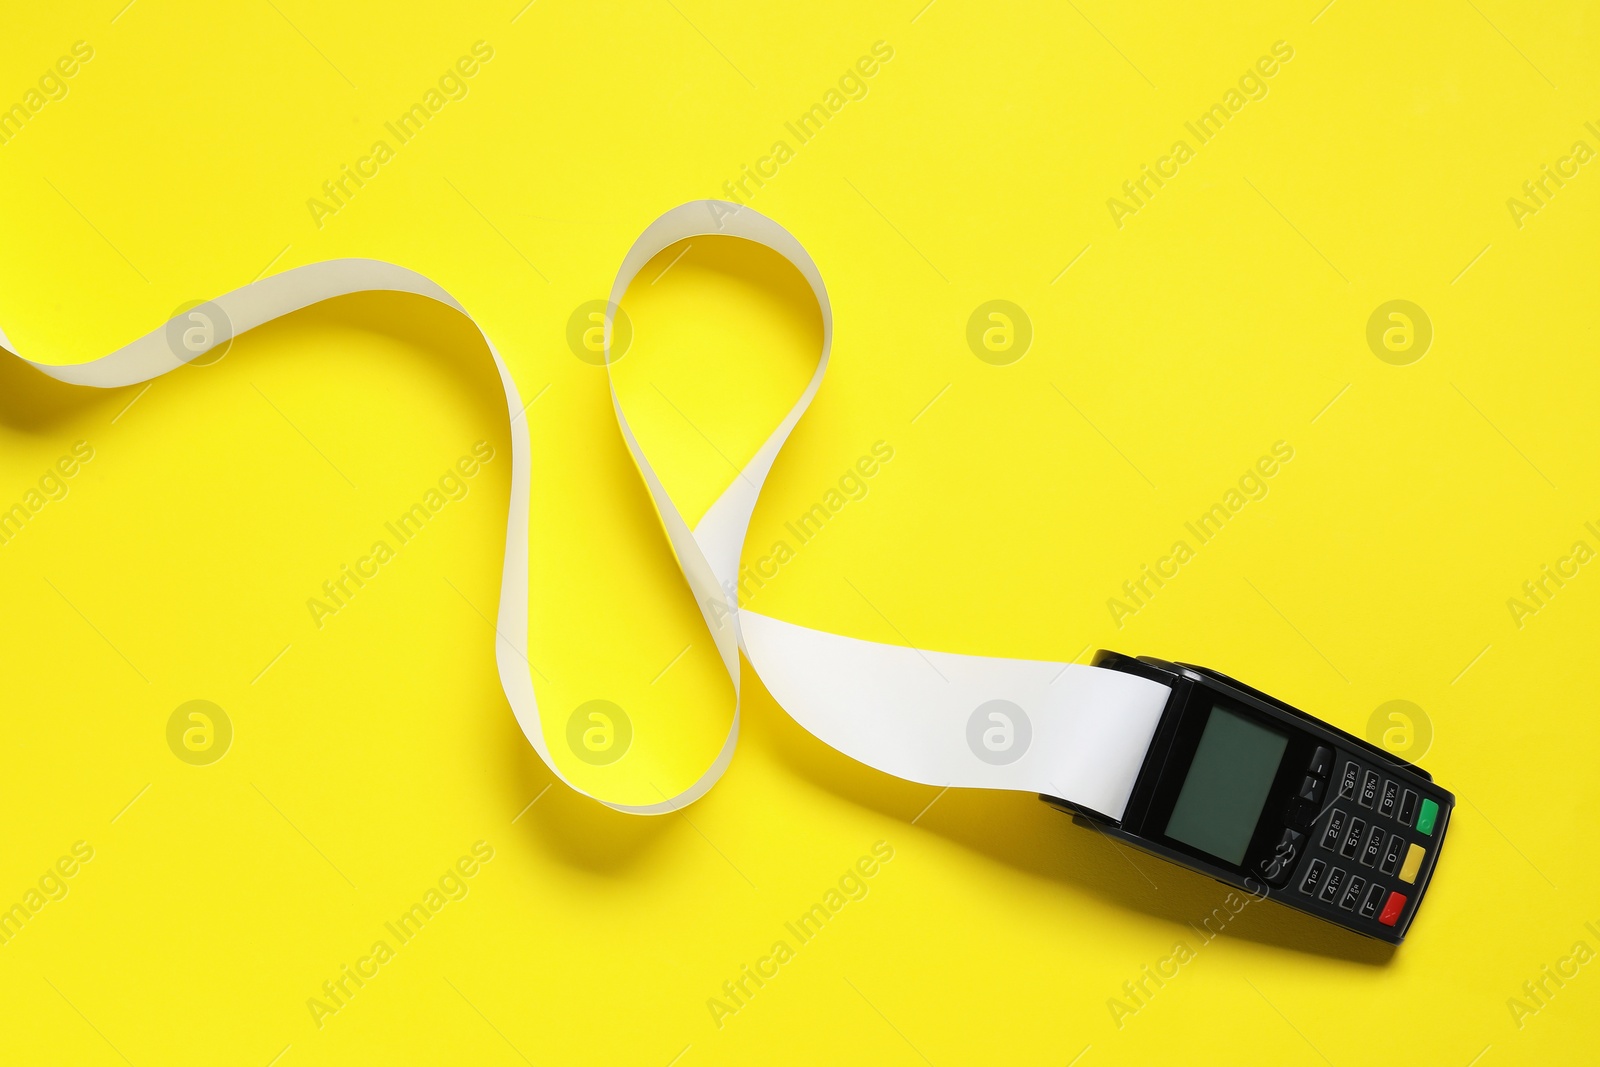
[1417,798,1439,835]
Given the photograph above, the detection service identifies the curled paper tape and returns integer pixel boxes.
[8,202,1171,817]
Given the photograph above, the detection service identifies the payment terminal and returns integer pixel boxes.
[1043,652,1453,944]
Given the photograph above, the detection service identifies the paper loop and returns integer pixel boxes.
[9,201,1172,817]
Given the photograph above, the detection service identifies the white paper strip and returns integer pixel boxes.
[8,202,1171,817]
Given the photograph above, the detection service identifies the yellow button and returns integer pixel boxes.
[1399,843,1425,884]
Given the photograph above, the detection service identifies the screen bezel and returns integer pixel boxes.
[1133,688,1320,880]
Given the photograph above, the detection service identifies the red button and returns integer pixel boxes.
[1378,891,1407,927]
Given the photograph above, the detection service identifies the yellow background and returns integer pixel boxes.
[2,1,1598,1063]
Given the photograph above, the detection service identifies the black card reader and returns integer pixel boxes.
[1042,652,1453,945]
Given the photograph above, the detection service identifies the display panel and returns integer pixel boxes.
[1163,704,1288,864]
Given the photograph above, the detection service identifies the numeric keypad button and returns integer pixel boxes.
[1300,858,1327,895]
[1380,833,1405,875]
[1359,770,1380,808]
[1321,809,1347,851]
[1360,824,1386,866]
[1379,779,1399,818]
[1339,762,1360,800]
[1340,817,1366,859]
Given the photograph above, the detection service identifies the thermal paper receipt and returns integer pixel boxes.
[6,203,1171,816]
